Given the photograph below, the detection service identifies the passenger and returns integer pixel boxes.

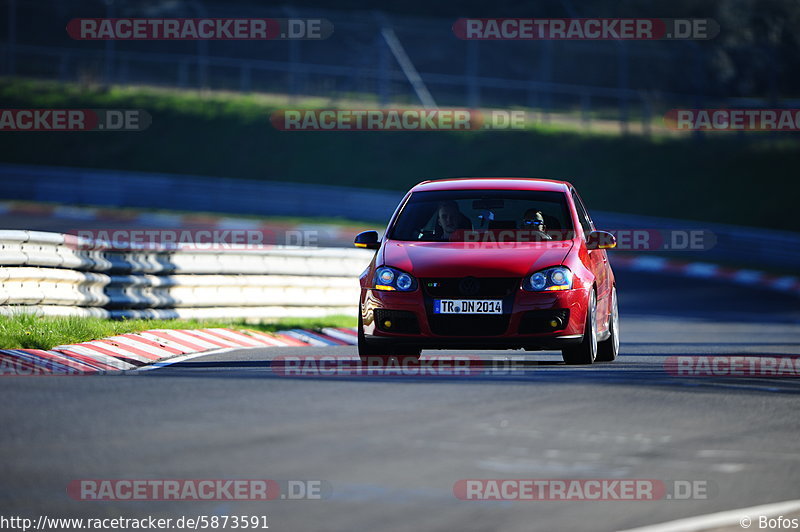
[521,209,553,241]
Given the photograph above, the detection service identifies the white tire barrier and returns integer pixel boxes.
[0,231,374,319]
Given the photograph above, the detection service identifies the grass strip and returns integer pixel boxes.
[0,312,356,350]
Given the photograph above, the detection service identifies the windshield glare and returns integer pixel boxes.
[389,189,575,242]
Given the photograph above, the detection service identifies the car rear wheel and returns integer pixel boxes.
[562,290,597,365]
[358,306,421,363]
[596,287,619,362]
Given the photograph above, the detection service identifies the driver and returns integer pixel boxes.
[521,209,552,241]
[435,201,471,241]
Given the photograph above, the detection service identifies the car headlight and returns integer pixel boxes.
[523,266,573,292]
[374,266,418,292]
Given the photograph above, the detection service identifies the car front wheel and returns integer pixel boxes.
[562,290,597,365]
[596,287,619,362]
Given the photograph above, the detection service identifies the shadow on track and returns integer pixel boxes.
[142,351,800,395]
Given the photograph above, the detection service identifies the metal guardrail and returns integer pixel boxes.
[0,230,374,319]
[592,211,800,271]
[2,163,799,271]
[0,163,402,223]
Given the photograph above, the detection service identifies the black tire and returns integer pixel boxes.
[357,309,381,360]
[357,305,421,363]
[562,290,597,365]
[596,287,619,362]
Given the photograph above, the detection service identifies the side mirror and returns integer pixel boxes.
[354,230,380,250]
[587,230,616,250]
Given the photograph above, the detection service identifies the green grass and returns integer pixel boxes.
[0,313,356,350]
[1,78,799,232]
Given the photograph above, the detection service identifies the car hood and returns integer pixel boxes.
[380,240,575,278]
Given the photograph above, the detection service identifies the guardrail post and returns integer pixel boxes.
[119,58,129,84]
[178,61,188,88]
[466,40,479,108]
[104,0,116,85]
[641,95,651,137]
[539,41,553,123]
[284,7,302,103]
[377,30,390,107]
[527,85,538,117]
[6,0,16,75]
[58,52,69,82]
[617,41,630,134]
[240,65,252,92]
[689,42,705,143]
[580,93,591,130]
[189,0,209,90]
[288,40,300,102]
[197,44,209,90]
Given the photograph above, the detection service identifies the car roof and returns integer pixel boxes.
[410,178,573,193]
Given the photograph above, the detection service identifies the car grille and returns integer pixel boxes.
[422,277,520,298]
[422,277,518,336]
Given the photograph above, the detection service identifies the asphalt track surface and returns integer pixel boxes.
[1,269,799,532]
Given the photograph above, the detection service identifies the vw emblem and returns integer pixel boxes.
[459,277,480,296]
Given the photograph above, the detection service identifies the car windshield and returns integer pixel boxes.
[389,189,575,242]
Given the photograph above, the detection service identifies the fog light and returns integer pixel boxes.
[550,320,559,328]
[384,320,392,328]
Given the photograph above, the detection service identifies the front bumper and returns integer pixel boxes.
[360,285,589,350]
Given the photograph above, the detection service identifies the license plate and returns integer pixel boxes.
[433,299,503,314]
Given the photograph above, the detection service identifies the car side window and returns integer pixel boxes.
[571,190,594,235]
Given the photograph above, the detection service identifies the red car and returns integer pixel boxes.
[354,178,619,365]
